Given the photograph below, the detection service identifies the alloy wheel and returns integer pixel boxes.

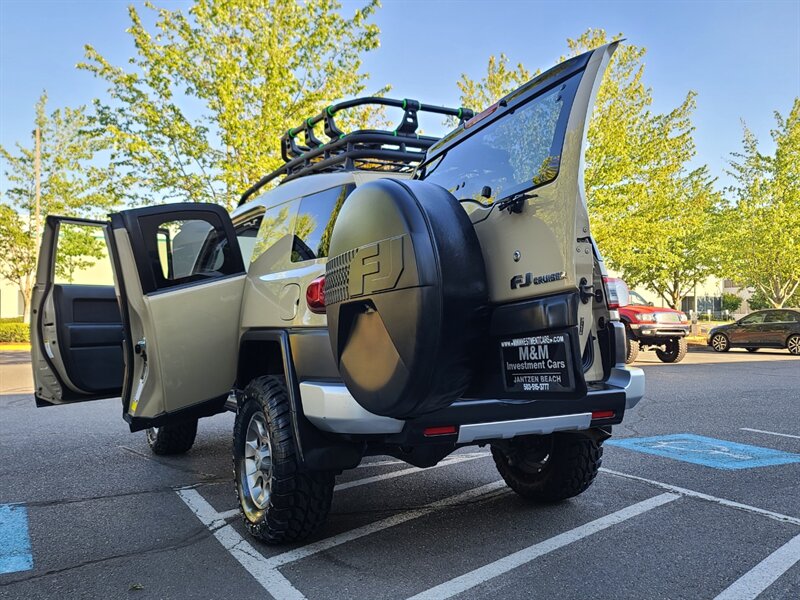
[243,411,272,510]
[788,335,800,356]
[145,427,159,444]
[711,334,728,352]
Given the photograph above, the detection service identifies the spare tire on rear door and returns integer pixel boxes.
[324,179,488,419]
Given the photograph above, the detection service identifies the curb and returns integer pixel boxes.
[0,344,31,352]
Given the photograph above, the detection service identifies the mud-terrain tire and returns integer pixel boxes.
[656,337,688,363]
[710,333,730,352]
[624,327,639,364]
[491,434,603,503]
[787,334,800,356]
[233,376,334,544]
[324,178,488,419]
[145,420,198,455]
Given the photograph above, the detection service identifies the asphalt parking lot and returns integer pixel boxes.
[1,347,798,599]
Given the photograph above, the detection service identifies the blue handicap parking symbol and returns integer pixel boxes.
[606,433,800,470]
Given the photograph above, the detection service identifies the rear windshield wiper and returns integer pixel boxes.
[495,188,538,214]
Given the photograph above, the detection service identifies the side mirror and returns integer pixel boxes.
[648,301,654,307]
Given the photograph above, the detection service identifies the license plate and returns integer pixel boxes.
[500,333,574,393]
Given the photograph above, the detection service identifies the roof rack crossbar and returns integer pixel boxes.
[240,97,474,206]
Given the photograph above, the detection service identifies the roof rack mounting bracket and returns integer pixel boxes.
[396,99,420,136]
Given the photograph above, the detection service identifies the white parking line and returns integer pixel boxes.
[406,492,680,600]
[265,481,507,569]
[335,454,487,492]
[178,481,507,600]
[217,508,239,520]
[740,427,800,441]
[713,532,800,600]
[177,489,304,600]
[600,468,800,526]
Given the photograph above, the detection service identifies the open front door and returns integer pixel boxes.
[32,204,246,432]
[32,217,124,406]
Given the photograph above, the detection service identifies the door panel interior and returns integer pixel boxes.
[51,284,123,394]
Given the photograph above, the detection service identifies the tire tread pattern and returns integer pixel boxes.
[655,337,688,363]
[147,420,198,455]
[234,376,334,544]
[492,434,603,503]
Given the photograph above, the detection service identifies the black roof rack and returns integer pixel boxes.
[238,97,474,206]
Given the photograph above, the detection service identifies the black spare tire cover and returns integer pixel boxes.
[324,178,488,419]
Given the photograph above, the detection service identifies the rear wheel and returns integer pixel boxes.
[624,327,639,364]
[787,334,800,356]
[655,337,688,363]
[145,419,198,455]
[710,333,730,352]
[491,434,603,502]
[234,376,334,544]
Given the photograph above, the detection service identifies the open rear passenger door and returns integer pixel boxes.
[32,204,246,431]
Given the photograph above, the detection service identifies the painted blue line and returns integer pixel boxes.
[606,433,800,470]
[0,504,33,574]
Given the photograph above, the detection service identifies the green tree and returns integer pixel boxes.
[454,29,719,308]
[455,53,532,114]
[80,0,385,209]
[721,292,743,313]
[0,93,120,321]
[721,100,800,308]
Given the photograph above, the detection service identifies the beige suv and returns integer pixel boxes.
[31,42,644,544]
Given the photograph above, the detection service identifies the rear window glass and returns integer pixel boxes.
[291,185,354,262]
[419,72,580,205]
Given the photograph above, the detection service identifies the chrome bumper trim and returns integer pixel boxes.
[607,366,646,409]
[299,382,404,434]
[456,413,592,444]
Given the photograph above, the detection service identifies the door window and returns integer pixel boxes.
[765,311,793,323]
[740,312,766,325]
[291,185,354,262]
[53,222,114,286]
[137,211,241,293]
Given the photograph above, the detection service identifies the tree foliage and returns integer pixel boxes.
[721,292,743,313]
[80,0,385,209]
[0,93,120,321]
[720,99,800,308]
[454,29,721,308]
[455,53,533,113]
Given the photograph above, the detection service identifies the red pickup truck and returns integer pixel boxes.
[606,279,691,364]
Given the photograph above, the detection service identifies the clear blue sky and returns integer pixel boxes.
[1,0,799,192]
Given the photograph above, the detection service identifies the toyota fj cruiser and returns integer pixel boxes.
[31,42,643,544]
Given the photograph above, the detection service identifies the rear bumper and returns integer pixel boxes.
[299,364,645,443]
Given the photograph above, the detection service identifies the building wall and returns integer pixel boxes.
[607,271,751,317]
[0,280,23,318]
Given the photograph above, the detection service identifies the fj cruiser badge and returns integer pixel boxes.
[510,271,566,289]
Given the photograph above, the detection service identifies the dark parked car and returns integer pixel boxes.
[708,309,800,355]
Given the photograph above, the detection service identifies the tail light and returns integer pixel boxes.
[306,275,326,314]
[592,410,615,420]
[603,277,630,309]
[423,425,458,437]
